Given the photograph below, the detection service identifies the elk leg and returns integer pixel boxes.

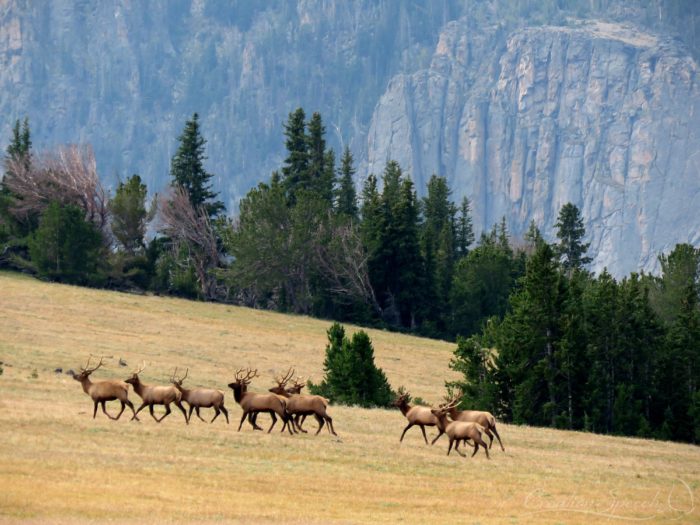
[294,415,307,433]
[314,413,325,435]
[476,436,490,459]
[471,442,479,457]
[148,404,159,422]
[399,423,414,442]
[484,428,494,449]
[248,412,263,430]
[454,440,466,457]
[125,399,139,421]
[113,401,126,420]
[419,425,429,444]
[326,415,337,436]
[238,410,249,431]
[155,403,172,422]
[447,438,454,456]
[210,407,220,423]
[430,429,444,445]
[101,400,117,420]
[267,412,277,433]
[93,401,99,419]
[195,406,207,423]
[492,426,505,452]
[283,413,294,435]
[175,400,188,424]
[132,402,148,421]
[220,405,229,424]
[188,404,195,421]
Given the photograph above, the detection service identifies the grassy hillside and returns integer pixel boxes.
[0,271,698,524]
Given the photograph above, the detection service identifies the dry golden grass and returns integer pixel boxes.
[0,271,698,524]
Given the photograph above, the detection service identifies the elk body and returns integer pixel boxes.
[72,356,138,420]
[171,368,229,424]
[268,371,336,436]
[227,368,293,434]
[393,390,443,445]
[444,406,504,451]
[125,363,189,424]
[431,401,490,459]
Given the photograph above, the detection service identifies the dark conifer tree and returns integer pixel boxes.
[455,196,475,259]
[336,146,358,220]
[554,203,591,274]
[170,113,224,217]
[281,108,309,204]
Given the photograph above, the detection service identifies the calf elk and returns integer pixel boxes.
[431,398,490,459]
[125,362,189,424]
[393,387,443,445]
[171,368,228,424]
[228,368,293,434]
[269,371,336,436]
[72,355,138,420]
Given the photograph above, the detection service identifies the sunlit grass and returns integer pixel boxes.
[0,271,698,524]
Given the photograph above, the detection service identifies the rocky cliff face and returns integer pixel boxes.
[1,1,698,276]
[365,19,700,275]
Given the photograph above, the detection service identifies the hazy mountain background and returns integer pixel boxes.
[1,0,699,276]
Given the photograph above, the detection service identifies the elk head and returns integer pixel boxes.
[72,355,105,382]
[125,361,146,386]
[287,376,306,395]
[268,367,294,396]
[170,367,188,388]
[392,386,410,408]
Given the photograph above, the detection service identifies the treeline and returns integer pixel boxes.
[1,109,698,442]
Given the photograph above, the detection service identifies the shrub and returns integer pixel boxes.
[310,322,394,408]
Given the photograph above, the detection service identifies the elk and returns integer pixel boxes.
[393,387,444,445]
[227,368,293,434]
[441,392,505,451]
[125,362,189,424]
[268,371,336,436]
[170,367,229,424]
[431,398,490,459]
[72,355,138,420]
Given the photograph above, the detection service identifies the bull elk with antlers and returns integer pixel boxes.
[170,368,229,424]
[72,356,138,420]
[125,362,189,423]
[227,368,293,434]
[393,387,444,445]
[440,391,504,451]
[431,397,490,459]
[268,369,337,436]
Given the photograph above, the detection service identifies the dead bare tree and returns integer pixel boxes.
[158,186,222,300]
[3,144,108,232]
[314,217,382,317]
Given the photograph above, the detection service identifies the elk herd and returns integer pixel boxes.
[72,356,503,458]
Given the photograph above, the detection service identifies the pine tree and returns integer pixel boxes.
[336,146,358,220]
[170,113,224,217]
[5,117,32,165]
[28,202,103,284]
[109,175,152,255]
[554,203,591,274]
[281,108,309,204]
[455,196,475,258]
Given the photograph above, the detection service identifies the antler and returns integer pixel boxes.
[171,367,189,383]
[80,355,105,374]
[292,375,306,388]
[235,367,258,384]
[274,367,295,387]
[133,361,146,375]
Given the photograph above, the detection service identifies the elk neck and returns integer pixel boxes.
[396,399,411,417]
[78,375,93,395]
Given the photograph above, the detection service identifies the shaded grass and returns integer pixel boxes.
[0,272,698,524]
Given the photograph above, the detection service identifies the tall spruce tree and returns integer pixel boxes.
[109,175,152,255]
[554,203,591,273]
[336,146,358,220]
[281,108,309,204]
[455,196,475,259]
[170,113,224,218]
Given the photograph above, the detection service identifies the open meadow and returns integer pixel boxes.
[0,271,698,524]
